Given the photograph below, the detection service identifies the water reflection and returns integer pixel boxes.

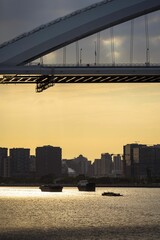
[1,225,160,240]
[0,187,160,240]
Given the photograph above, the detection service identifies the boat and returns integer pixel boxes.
[77,180,96,191]
[102,192,123,196]
[39,184,63,192]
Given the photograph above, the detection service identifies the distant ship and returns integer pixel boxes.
[39,184,63,192]
[102,192,123,197]
[77,180,96,191]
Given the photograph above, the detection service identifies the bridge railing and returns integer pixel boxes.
[27,63,160,68]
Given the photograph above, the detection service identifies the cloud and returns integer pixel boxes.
[0,0,102,42]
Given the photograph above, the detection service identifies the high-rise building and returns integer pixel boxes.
[10,148,30,177]
[64,155,91,176]
[92,158,101,176]
[36,145,62,178]
[123,143,160,179]
[73,155,90,176]
[0,148,8,177]
[101,153,112,176]
[3,157,11,178]
[123,144,146,178]
[93,153,112,177]
[112,154,122,176]
[29,155,36,177]
[133,145,160,178]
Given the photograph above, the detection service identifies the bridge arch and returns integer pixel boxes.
[0,0,160,66]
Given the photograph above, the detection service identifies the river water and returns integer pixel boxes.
[0,187,160,240]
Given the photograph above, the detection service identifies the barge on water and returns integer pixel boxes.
[39,184,63,192]
[77,180,96,192]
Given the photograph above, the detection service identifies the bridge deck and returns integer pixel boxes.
[1,74,160,85]
[1,65,159,92]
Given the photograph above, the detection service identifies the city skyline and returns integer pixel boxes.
[1,141,160,161]
[0,0,160,160]
[1,143,160,180]
[1,144,122,161]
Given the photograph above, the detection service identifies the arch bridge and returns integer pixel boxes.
[0,0,160,92]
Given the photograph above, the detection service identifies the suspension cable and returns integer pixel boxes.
[63,46,66,65]
[130,19,134,65]
[97,32,100,65]
[40,56,43,65]
[110,27,115,65]
[145,14,150,65]
[94,40,97,65]
[76,41,79,65]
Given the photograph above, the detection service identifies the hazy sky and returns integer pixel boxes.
[0,0,160,160]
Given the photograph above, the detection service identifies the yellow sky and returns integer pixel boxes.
[1,83,160,160]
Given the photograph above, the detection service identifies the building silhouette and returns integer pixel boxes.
[101,153,112,176]
[64,154,91,177]
[0,148,8,177]
[133,145,160,179]
[92,158,101,176]
[123,144,146,178]
[112,154,123,176]
[10,148,30,177]
[36,145,62,178]
[29,155,36,177]
[93,153,112,177]
[123,143,160,179]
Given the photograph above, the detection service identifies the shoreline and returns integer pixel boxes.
[0,183,160,188]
